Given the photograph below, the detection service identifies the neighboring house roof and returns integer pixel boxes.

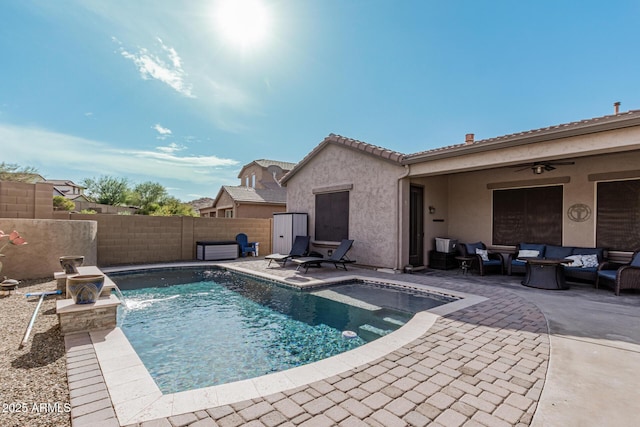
[45,179,86,188]
[67,194,91,202]
[282,110,640,184]
[215,185,287,206]
[280,134,406,185]
[237,159,297,178]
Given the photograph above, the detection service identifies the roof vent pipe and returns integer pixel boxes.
[614,101,621,114]
[465,133,475,144]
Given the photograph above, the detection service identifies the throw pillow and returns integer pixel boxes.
[476,248,489,261]
[581,254,599,268]
[517,249,540,258]
[564,255,583,267]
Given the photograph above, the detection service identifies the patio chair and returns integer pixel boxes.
[459,242,504,276]
[596,249,640,295]
[291,239,356,273]
[235,233,257,257]
[264,235,310,267]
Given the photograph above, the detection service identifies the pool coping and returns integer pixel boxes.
[85,262,488,425]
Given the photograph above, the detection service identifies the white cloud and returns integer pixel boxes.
[156,142,186,154]
[153,123,172,135]
[0,123,238,186]
[115,37,195,98]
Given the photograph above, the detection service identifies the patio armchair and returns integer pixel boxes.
[459,242,504,276]
[235,233,257,257]
[264,235,310,267]
[596,250,640,295]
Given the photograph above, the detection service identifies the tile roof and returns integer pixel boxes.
[405,109,640,162]
[282,109,640,183]
[280,134,406,184]
[223,185,287,204]
[253,159,297,170]
[45,179,84,187]
[237,159,298,179]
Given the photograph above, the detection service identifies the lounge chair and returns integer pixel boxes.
[291,239,355,273]
[264,235,310,267]
[235,233,257,257]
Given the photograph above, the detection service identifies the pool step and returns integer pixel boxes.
[359,324,392,340]
[382,316,406,326]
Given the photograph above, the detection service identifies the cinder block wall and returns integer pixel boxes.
[70,214,272,266]
[0,182,54,219]
[0,218,97,280]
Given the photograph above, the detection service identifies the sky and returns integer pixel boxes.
[2,1,639,202]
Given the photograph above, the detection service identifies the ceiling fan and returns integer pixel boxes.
[513,161,575,174]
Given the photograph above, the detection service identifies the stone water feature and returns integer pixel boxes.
[55,266,120,335]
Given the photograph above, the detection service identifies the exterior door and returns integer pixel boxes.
[409,185,424,266]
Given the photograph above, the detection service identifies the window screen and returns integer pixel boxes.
[493,186,563,245]
[597,179,640,251]
[315,191,349,242]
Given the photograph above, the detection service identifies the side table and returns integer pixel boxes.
[455,256,475,275]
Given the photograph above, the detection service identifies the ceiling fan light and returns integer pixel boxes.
[533,165,545,174]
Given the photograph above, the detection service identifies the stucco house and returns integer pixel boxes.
[46,179,91,202]
[282,107,640,270]
[201,159,296,218]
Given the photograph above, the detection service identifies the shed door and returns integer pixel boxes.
[273,214,293,254]
[409,185,424,266]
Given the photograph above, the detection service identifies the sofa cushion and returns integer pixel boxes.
[545,245,574,259]
[475,248,489,261]
[631,252,640,267]
[517,249,540,258]
[519,243,546,257]
[465,242,484,254]
[580,254,599,268]
[511,259,527,267]
[597,269,618,280]
[572,247,605,262]
[564,255,583,267]
[566,266,598,273]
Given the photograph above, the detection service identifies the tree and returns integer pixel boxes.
[53,196,75,211]
[0,162,41,182]
[152,196,197,217]
[82,176,129,205]
[129,181,168,215]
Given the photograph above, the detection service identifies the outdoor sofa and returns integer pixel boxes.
[507,243,606,283]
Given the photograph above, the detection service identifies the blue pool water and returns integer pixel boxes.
[110,268,455,394]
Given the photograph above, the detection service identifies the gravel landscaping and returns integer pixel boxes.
[0,279,70,427]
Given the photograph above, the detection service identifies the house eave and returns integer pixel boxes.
[403,112,640,165]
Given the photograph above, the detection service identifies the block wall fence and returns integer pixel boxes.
[67,214,273,266]
[0,181,54,219]
[0,182,274,279]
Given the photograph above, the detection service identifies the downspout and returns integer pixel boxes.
[396,164,410,270]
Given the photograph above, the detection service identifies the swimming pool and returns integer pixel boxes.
[110,268,458,394]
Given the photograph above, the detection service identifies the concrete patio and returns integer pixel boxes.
[66,259,640,427]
